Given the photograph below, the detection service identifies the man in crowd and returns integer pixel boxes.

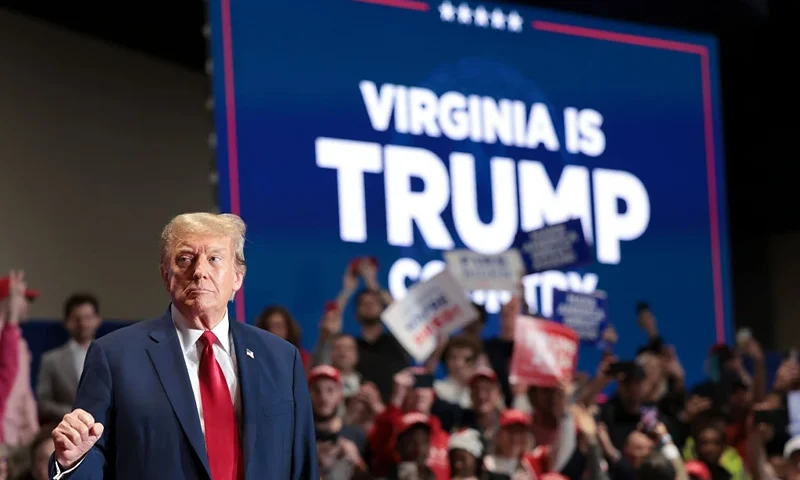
[36,293,102,424]
[313,259,409,403]
[0,271,39,448]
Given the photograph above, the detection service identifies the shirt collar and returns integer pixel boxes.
[171,304,231,355]
[67,338,87,352]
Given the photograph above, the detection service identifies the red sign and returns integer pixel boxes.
[510,316,579,388]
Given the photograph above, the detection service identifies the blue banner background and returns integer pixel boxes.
[209,0,731,386]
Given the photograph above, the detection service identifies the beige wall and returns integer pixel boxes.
[0,10,211,320]
[769,233,800,350]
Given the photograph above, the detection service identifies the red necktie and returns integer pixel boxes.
[198,331,243,480]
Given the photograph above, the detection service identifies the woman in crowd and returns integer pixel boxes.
[255,304,311,370]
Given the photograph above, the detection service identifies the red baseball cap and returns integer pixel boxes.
[394,412,431,437]
[308,365,341,385]
[469,366,498,385]
[684,460,711,480]
[499,409,532,428]
[0,276,40,301]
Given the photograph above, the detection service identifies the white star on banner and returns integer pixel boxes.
[457,3,472,24]
[490,8,505,29]
[507,10,523,32]
[439,1,455,21]
[473,5,489,27]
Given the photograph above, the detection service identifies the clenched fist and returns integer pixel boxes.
[52,409,104,469]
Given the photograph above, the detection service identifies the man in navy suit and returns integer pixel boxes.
[49,212,317,479]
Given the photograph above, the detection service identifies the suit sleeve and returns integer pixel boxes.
[291,348,318,480]
[49,341,113,480]
[37,353,73,421]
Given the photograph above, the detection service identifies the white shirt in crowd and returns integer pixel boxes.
[67,339,88,379]
[434,377,472,409]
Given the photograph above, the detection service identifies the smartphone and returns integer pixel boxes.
[736,328,752,347]
[754,409,782,426]
[315,429,339,443]
[413,373,435,388]
[636,302,650,314]
[640,407,658,432]
[788,390,800,436]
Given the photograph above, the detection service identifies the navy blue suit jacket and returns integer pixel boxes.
[49,309,318,479]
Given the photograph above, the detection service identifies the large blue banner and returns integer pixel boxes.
[209,0,731,383]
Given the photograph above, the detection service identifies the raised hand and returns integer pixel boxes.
[343,265,359,293]
[320,308,342,338]
[358,259,379,289]
[4,270,28,324]
[52,409,104,469]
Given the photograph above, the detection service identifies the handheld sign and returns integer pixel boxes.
[444,249,525,292]
[514,219,592,274]
[381,269,478,363]
[552,289,609,348]
[510,316,579,388]
[788,390,800,436]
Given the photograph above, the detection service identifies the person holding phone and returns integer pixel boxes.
[598,361,677,451]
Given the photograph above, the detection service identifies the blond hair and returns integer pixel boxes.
[160,212,247,272]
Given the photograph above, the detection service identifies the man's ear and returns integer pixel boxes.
[233,267,245,292]
[160,263,170,289]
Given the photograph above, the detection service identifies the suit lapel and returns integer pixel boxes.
[229,320,263,479]
[146,311,211,477]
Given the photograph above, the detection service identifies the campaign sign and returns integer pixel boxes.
[552,289,608,346]
[510,316,579,388]
[444,249,525,292]
[515,219,592,274]
[209,0,732,386]
[788,390,800,436]
[381,269,478,363]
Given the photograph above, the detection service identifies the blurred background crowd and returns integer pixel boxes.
[0,0,784,478]
[2,259,799,480]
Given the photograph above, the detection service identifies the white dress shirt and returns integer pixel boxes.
[53,307,241,480]
[171,304,241,433]
[67,339,88,379]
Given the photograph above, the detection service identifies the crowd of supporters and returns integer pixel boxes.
[1,259,800,480]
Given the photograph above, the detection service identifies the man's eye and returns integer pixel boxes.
[210,256,222,263]
[177,256,192,263]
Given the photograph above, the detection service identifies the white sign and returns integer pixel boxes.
[381,269,479,363]
[444,249,525,292]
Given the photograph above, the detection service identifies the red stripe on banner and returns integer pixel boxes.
[220,0,246,323]
[531,20,706,54]
[354,0,430,11]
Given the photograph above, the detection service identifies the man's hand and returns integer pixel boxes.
[343,266,359,293]
[53,409,104,469]
[679,395,712,423]
[358,260,379,290]
[320,309,342,338]
[571,404,598,441]
[741,336,765,361]
[4,270,28,324]
[661,346,685,382]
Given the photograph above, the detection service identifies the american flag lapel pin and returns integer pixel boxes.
[246,349,254,359]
